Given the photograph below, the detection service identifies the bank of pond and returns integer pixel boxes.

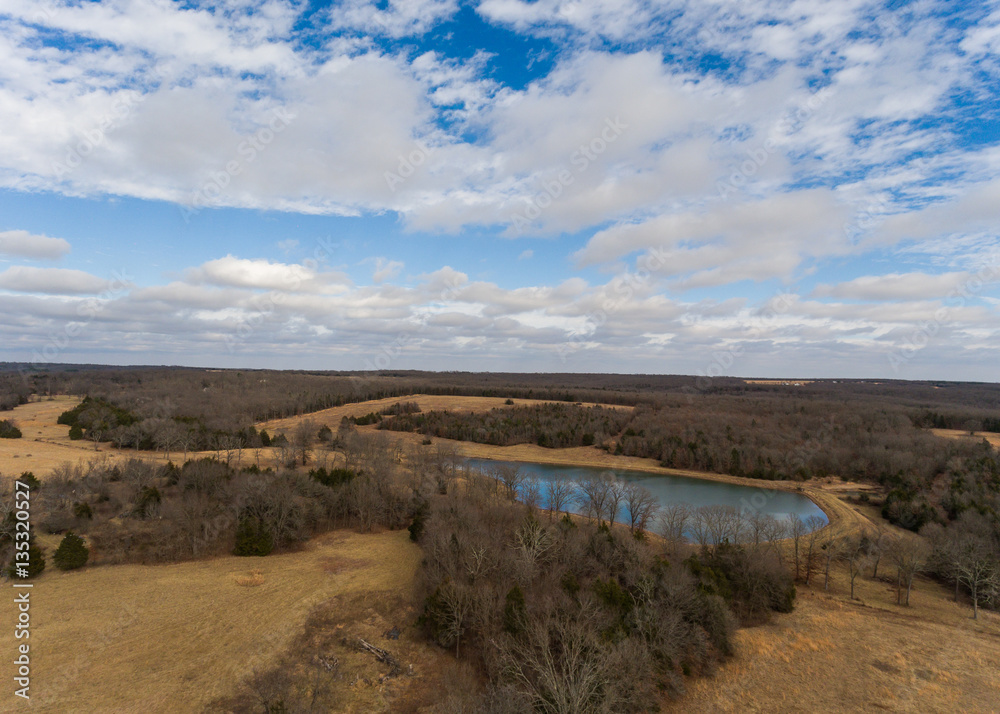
[463,457,828,538]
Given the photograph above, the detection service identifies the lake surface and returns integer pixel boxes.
[464,458,828,531]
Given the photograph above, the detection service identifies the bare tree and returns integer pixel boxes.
[544,479,575,520]
[787,514,807,582]
[292,418,317,466]
[842,532,872,600]
[622,482,659,534]
[819,525,844,591]
[658,503,691,554]
[495,464,527,503]
[520,476,543,510]
[801,516,826,586]
[888,536,927,607]
[952,536,1000,619]
[576,474,617,526]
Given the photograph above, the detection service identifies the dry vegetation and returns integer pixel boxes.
[2,374,999,712]
[0,529,464,713]
[932,427,1000,450]
[668,561,1000,713]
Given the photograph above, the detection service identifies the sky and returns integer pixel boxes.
[0,0,999,380]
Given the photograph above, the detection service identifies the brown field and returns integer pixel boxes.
[2,529,460,713]
[667,561,1000,713]
[931,427,1000,450]
[4,395,1000,712]
[257,393,629,433]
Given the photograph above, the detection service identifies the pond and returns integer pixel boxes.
[463,458,828,534]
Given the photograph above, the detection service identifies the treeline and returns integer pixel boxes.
[412,470,795,711]
[380,399,1000,534]
[379,403,632,448]
[0,432,415,570]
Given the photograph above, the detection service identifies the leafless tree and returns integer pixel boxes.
[819,525,844,591]
[293,418,317,465]
[886,535,928,606]
[842,532,872,600]
[787,514,808,582]
[520,476,543,510]
[657,503,691,554]
[622,482,659,534]
[576,474,615,525]
[951,535,1000,619]
[544,479,575,520]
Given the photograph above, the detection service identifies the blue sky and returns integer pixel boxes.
[0,0,998,379]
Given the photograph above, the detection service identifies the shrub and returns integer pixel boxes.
[134,486,162,519]
[408,499,429,542]
[53,532,90,570]
[234,517,274,556]
[17,472,40,491]
[73,502,94,520]
[7,535,45,579]
[0,419,22,438]
[69,424,84,440]
[309,467,356,489]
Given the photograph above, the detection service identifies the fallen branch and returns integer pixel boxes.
[357,638,401,676]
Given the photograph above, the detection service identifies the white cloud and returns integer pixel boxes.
[372,258,404,283]
[518,249,533,260]
[0,230,71,260]
[812,272,981,301]
[0,266,112,294]
[330,0,460,38]
[186,256,325,291]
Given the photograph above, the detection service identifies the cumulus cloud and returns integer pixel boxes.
[0,266,113,294]
[0,230,71,260]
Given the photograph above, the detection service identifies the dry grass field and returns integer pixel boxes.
[931,427,1000,449]
[257,393,629,434]
[2,529,460,713]
[667,561,1000,713]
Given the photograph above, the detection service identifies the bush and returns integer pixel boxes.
[7,534,45,579]
[234,517,274,556]
[408,499,429,542]
[73,502,94,520]
[134,486,162,519]
[17,472,40,491]
[309,467,356,489]
[69,424,84,440]
[0,419,22,438]
[53,532,90,570]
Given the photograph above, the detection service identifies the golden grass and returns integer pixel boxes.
[664,561,1000,714]
[257,393,629,433]
[1,530,423,713]
[931,428,1000,449]
[234,569,265,587]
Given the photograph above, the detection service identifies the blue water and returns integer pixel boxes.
[464,458,828,531]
